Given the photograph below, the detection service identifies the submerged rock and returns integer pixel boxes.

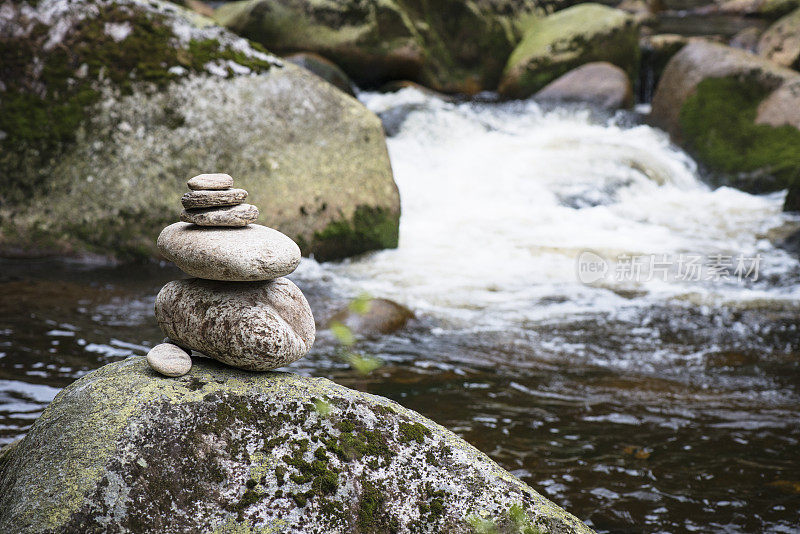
[157,222,300,281]
[535,62,634,110]
[499,3,640,98]
[0,358,594,533]
[328,298,415,336]
[155,278,315,370]
[0,0,400,262]
[650,40,800,206]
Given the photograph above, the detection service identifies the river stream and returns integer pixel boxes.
[1,89,799,532]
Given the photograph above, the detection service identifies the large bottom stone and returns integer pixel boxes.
[155,278,315,371]
[0,358,594,533]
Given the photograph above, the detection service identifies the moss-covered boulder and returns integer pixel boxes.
[214,0,545,94]
[757,7,800,68]
[0,357,594,533]
[650,40,800,206]
[498,4,639,98]
[0,0,399,261]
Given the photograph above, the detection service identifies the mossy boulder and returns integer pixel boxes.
[214,0,545,94]
[498,4,640,98]
[0,357,594,533]
[0,0,399,261]
[650,40,800,207]
[286,52,356,96]
[757,7,800,68]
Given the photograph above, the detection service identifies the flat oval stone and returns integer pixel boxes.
[158,223,300,281]
[154,278,316,371]
[181,189,247,209]
[146,343,192,377]
[187,173,234,190]
[180,203,259,227]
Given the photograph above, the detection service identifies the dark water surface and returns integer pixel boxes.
[1,257,798,533]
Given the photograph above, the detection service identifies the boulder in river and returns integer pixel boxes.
[535,61,634,110]
[650,40,800,207]
[499,3,640,98]
[285,52,356,96]
[0,0,400,262]
[757,7,800,68]
[214,0,544,94]
[328,297,415,336]
[0,358,594,533]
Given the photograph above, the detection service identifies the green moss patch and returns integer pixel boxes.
[679,76,800,201]
[311,205,400,262]
[0,1,272,202]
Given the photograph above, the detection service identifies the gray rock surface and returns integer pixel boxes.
[0,357,594,533]
[535,62,633,110]
[180,203,260,227]
[187,173,234,190]
[181,188,248,209]
[155,277,315,370]
[146,343,192,377]
[157,222,300,281]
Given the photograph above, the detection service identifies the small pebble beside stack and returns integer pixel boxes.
[146,173,315,377]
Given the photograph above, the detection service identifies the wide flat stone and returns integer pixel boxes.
[187,173,234,190]
[181,189,247,209]
[155,277,315,371]
[146,343,192,377]
[180,203,259,227]
[157,222,300,281]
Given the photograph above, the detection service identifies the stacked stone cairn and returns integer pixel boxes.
[146,173,315,377]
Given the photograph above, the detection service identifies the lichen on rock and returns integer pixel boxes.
[0,0,400,261]
[0,357,593,533]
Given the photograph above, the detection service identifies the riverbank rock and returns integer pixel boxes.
[155,278,315,370]
[499,4,640,98]
[0,358,594,533]
[0,0,400,262]
[650,40,800,205]
[214,0,543,94]
[158,222,300,281]
[757,7,800,68]
[286,53,356,96]
[535,62,634,109]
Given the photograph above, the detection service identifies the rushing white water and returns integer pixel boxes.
[297,88,800,363]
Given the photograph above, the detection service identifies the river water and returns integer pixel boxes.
[2,89,799,532]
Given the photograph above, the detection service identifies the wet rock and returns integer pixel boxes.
[181,188,248,209]
[157,222,300,281]
[146,343,192,377]
[535,62,634,110]
[757,7,800,68]
[187,173,234,191]
[0,357,594,533]
[730,26,763,51]
[154,278,315,370]
[214,0,542,94]
[499,3,639,98]
[180,203,259,227]
[0,0,399,262]
[285,53,355,96]
[328,298,414,336]
[650,40,800,203]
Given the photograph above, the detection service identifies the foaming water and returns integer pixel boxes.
[296,88,800,371]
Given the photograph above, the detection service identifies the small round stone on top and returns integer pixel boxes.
[187,173,234,191]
